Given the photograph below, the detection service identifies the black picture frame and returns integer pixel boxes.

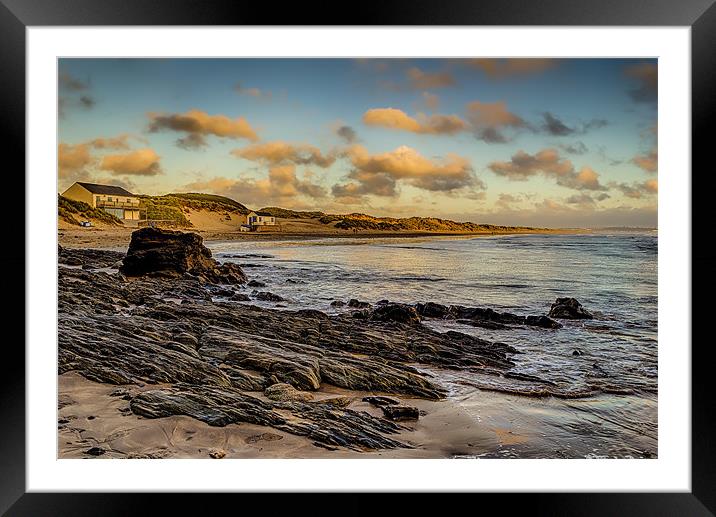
[2,0,713,514]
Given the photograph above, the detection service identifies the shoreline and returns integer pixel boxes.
[58,226,591,250]
[57,234,657,459]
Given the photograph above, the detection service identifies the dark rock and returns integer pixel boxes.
[381,405,420,421]
[224,368,267,391]
[548,297,594,320]
[210,287,235,297]
[62,257,83,266]
[248,279,266,287]
[254,291,285,302]
[163,341,202,359]
[230,293,251,302]
[415,302,450,319]
[120,227,247,285]
[59,247,126,269]
[450,306,524,325]
[572,349,583,356]
[420,302,562,329]
[330,300,346,307]
[84,447,106,456]
[456,318,508,330]
[173,332,199,349]
[525,315,563,329]
[293,309,329,320]
[130,385,406,451]
[363,396,400,407]
[348,299,371,309]
[370,304,421,325]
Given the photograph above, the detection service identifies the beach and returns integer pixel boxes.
[57,228,657,459]
[58,210,587,250]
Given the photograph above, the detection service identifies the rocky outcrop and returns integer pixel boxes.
[415,302,451,318]
[129,384,406,451]
[59,245,125,269]
[370,304,421,325]
[548,297,594,319]
[58,249,566,451]
[120,227,247,284]
[363,396,400,407]
[253,291,285,302]
[416,302,562,329]
[348,299,371,309]
[381,405,420,421]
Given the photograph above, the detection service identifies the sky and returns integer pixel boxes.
[57,58,657,228]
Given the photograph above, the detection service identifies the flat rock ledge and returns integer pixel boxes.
[58,247,569,452]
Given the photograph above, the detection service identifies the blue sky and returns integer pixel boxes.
[58,58,658,227]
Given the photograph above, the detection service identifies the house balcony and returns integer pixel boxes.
[96,201,142,209]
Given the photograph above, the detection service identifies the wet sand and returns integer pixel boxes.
[58,372,503,459]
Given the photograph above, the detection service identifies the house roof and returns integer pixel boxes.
[76,182,136,196]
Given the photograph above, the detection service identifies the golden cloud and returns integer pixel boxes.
[466,101,528,142]
[58,134,147,180]
[332,145,481,197]
[489,148,607,191]
[632,148,658,173]
[467,101,525,128]
[99,148,162,176]
[615,179,658,199]
[147,109,259,147]
[644,179,658,193]
[231,141,337,167]
[362,108,468,135]
[58,143,93,178]
[87,134,133,150]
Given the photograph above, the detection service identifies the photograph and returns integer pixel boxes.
[56,57,658,460]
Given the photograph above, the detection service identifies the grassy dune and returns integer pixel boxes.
[58,196,123,226]
[59,191,544,234]
[258,207,538,233]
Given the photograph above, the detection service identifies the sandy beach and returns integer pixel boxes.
[59,372,504,459]
[58,210,587,250]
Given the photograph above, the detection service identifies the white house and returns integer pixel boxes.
[246,211,276,227]
[61,182,143,221]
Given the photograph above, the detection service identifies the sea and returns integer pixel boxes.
[208,231,658,459]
